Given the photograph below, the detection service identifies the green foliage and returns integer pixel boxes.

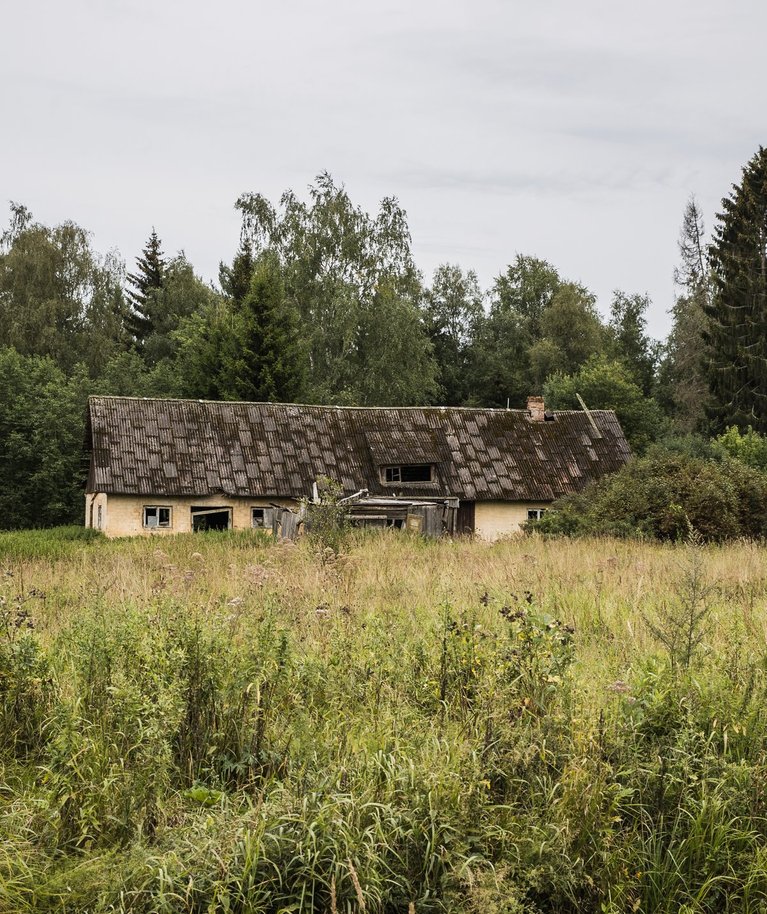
[492,254,561,334]
[471,257,618,407]
[608,291,658,395]
[536,282,606,379]
[533,451,767,542]
[0,604,52,758]
[0,205,126,375]
[658,197,713,433]
[713,425,767,470]
[545,355,664,453]
[355,279,438,406]
[470,255,562,406]
[0,525,103,560]
[644,534,715,669]
[304,476,350,556]
[423,264,484,405]
[213,251,307,402]
[2,534,767,910]
[125,229,166,350]
[141,254,221,368]
[0,348,92,529]
[706,146,767,433]
[234,172,438,406]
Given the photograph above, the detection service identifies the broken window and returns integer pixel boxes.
[251,507,274,530]
[527,508,547,521]
[191,507,231,532]
[383,464,433,484]
[143,506,172,528]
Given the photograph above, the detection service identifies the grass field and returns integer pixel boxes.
[2,527,767,912]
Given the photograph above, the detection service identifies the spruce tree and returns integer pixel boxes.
[218,251,307,402]
[706,147,767,432]
[125,229,166,350]
[219,239,255,306]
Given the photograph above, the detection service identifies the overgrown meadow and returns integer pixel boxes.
[2,527,767,913]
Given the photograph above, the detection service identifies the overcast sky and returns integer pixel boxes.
[2,0,765,338]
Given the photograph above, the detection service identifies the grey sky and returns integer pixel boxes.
[2,0,765,339]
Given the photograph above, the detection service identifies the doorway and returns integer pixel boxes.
[191,507,232,532]
[456,500,475,535]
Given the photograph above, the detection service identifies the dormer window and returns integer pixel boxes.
[383,464,433,484]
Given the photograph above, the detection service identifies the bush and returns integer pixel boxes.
[713,425,767,470]
[532,452,767,541]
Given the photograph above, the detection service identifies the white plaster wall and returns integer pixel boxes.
[85,494,297,538]
[84,492,108,531]
[474,501,550,541]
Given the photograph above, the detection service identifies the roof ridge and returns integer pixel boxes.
[87,395,615,415]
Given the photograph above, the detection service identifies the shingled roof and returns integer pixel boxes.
[85,396,631,502]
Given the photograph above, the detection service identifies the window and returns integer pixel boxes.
[96,505,103,530]
[252,507,274,529]
[143,506,172,528]
[383,464,433,484]
[527,509,547,521]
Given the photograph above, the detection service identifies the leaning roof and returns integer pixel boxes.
[86,396,631,501]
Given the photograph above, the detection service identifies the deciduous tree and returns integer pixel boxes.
[423,264,484,404]
[233,173,437,405]
[0,206,125,375]
[544,356,663,453]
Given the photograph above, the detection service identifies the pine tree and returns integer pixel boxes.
[706,147,767,432]
[125,229,166,350]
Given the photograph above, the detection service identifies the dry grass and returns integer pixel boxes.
[3,528,767,912]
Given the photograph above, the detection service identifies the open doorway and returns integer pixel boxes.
[191,506,232,532]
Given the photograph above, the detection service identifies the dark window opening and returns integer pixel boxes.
[144,506,171,528]
[457,501,475,535]
[527,508,547,521]
[191,507,231,532]
[383,464,433,484]
[251,507,274,529]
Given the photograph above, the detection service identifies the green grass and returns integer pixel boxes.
[1,530,767,912]
[0,525,104,561]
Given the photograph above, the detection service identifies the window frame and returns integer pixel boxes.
[251,507,274,530]
[382,464,434,485]
[527,508,547,521]
[143,505,172,528]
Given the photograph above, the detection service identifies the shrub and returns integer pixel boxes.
[303,476,350,556]
[533,452,767,541]
[713,425,767,470]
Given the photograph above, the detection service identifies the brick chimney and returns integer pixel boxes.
[527,395,545,421]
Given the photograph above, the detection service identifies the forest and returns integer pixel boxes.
[1,146,767,533]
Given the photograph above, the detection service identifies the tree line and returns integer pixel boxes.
[2,147,767,529]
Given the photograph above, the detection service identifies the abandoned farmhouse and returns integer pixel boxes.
[84,395,631,540]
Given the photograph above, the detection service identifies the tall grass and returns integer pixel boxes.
[2,530,767,911]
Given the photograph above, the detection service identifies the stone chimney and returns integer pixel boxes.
[527,395,545,421]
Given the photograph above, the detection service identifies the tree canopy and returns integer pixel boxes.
[2,148,767,530]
